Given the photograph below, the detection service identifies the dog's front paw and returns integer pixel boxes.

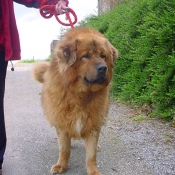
[51,164,67,174]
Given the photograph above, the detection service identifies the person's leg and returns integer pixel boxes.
[0,52,8,170]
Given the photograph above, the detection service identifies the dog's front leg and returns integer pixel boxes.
[84,131,102,175]
[51,131,71,174]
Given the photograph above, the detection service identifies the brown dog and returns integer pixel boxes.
[33,27,118,175]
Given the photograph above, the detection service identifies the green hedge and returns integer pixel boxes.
[79,0,175,121]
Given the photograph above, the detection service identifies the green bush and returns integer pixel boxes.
[79,0,175,121]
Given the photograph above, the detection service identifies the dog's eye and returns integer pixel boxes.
[101,54,106,59]
[83,53,90,59]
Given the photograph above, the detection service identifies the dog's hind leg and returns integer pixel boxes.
[50,131,71,174]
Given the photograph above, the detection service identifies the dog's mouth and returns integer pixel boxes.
[84,76,106,85]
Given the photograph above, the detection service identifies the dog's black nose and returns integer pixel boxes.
[96,64,107,73]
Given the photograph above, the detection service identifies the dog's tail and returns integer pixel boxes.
[32,62,49,83]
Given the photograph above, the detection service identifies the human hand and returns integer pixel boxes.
[55,0,68,15]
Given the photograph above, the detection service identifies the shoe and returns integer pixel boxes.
[0,169,2,175]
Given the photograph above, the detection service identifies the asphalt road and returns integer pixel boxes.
[2,63,175,175]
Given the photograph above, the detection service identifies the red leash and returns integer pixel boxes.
[40,0,77,28]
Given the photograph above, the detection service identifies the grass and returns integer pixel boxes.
[18,59,50,64]
[18,59,39,63]
[130,115,149,121]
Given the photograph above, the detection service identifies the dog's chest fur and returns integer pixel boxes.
[61,99,104,138]
[47,91,109,139]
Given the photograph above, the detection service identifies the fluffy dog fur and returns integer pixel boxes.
[33,27,118,175]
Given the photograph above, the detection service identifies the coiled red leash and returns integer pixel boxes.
[40,0,77,28]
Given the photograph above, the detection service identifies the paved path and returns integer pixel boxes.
[2,63,175,175]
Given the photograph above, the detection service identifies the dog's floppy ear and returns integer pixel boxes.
[63,45,76,66]
[110,46,118,68]
[57,40,77,66]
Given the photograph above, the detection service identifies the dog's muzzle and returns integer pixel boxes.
[84,64,107,85]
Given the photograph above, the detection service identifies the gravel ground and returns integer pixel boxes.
[2,63,175,175]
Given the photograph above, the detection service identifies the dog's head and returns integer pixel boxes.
[53,27,118,92]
